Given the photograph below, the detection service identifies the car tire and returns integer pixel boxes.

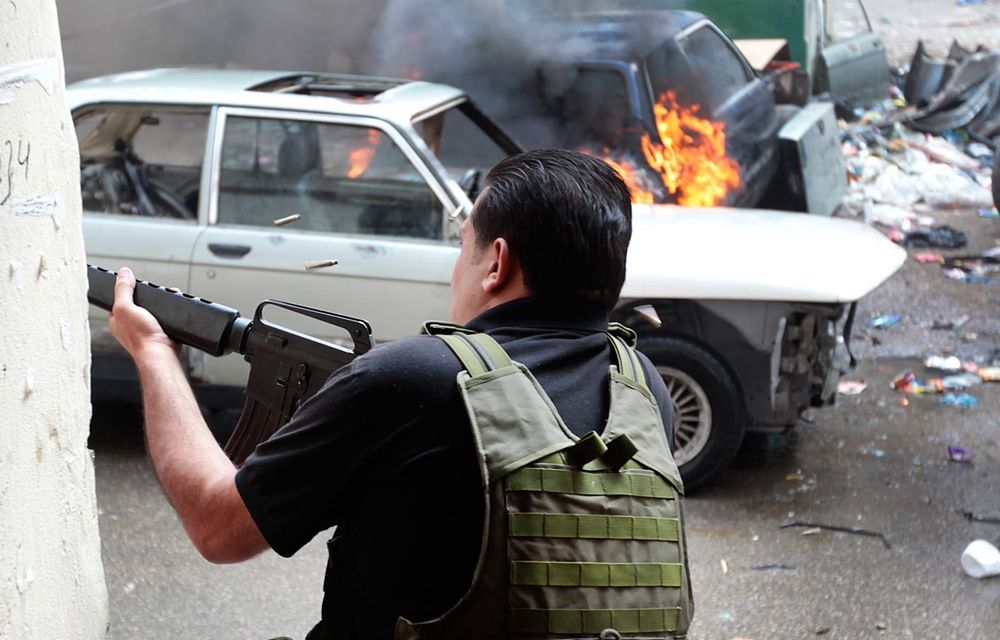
[638,336,745,491]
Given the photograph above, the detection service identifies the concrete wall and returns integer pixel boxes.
[0,2,108,638]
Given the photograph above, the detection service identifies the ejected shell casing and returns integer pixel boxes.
[273,214,302,226]
[304,259,339,271]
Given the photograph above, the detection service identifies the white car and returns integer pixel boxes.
[72,68,904,488]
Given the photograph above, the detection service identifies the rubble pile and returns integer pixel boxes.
[837,40,1000,261]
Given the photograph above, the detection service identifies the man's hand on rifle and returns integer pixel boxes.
[108,267,181,361]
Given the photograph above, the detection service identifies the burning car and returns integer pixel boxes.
[71,69,903,488]
[400,9,845,214]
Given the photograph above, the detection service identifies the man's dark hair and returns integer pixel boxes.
[472,149,633,310]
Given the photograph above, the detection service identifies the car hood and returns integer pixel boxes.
[621,205,906,303]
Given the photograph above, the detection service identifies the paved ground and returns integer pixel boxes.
[862,0,1000,66]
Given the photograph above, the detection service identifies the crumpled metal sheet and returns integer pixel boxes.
[907,41,1000,134]
[903,41,950,106]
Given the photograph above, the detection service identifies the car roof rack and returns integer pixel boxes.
[248,73,408,101]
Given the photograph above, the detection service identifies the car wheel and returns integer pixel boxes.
[638,336,745,490]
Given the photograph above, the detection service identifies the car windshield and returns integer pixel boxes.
[535,66,633,153]
[646,26,752,114]
[412,102,510,184]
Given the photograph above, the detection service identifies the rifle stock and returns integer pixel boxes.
[86,265,375,465]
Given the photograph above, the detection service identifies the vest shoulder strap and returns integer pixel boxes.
[606,327,648,392]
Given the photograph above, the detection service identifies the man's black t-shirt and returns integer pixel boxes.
[235,297,675,639]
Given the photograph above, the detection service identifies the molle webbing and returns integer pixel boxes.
[509,513,680,541]
[507,466,676,498]
[511,561,683,587]
[511,607,681,635]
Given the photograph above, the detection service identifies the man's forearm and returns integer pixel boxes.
[135,346,233,517]
[134,345,267,562]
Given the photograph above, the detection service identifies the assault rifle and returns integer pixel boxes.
[86,265,375,465]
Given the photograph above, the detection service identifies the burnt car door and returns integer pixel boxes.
[656,21,780,207]
[816,0,890,103]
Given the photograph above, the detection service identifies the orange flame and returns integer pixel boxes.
[347,129,381,179]
[596,91,741,206]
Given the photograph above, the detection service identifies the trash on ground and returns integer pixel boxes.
[801,527,822,536]
[785,472,805,481]
[947,445,975,462]
[875,622,888,631]
[940,393,979,408]
[915,251,945,263]
[871,314,901,329]
[924,355,962,371]
[837,380,868,395]
[780,521,891,549]
[960,511,1000,524]
[932,315,969,330]
[720,559,729,575]
[942,373,982,389]
[978,366,1000,381]
[892,370,982,394]
[861,447,886,458]
[961,539,1000,579]
[815,627,831,636]
[899,225,968,249]
[751,564,797,572]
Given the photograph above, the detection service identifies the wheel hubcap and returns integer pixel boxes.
[656,366,712,466]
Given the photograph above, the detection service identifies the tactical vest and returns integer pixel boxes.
[395,323,694,640]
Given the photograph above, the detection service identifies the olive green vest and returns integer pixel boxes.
[396,323,693,640]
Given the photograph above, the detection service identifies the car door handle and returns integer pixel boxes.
[208,243,252,258]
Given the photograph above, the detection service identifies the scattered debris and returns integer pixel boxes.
[304,259,339,271]
[720,559,729,575]
[785,472,805,481]
[940,393,979,408]
[801,527,822,536]
[899,225,968,249]
[961,539,1000,579]
[780,521,891,549]
[815,627,831,636]
[978,366,1000,381]
[947,445,975,462]
[861,447,886,458]
[915,251,945,263]
[959,511,1000,524]
[751,564,796,572]
[932,315,969,330]
[272,213,302,226]
[837,380,868,395]
[924,355,962,371]
[875,622,888,631]
[871,314,901,329]
[892,370,986,394]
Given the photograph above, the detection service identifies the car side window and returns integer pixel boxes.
[74,106,209,220]
[677,25,754,113]
[217,116,444,241]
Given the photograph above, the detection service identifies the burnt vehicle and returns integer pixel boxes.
[414,9,845,214]
[71,69,900,488]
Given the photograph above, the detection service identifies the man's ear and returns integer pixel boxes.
[481,237,512,294]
